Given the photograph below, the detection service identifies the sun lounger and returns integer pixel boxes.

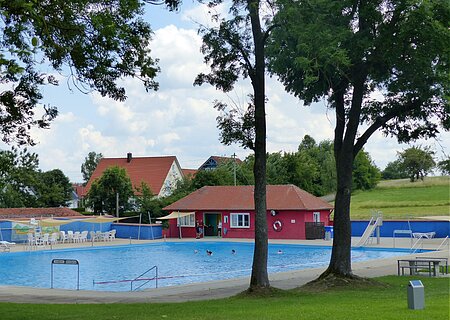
[0,240,16,252]
[413,232,436,239]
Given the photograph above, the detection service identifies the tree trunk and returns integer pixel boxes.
[321,145,354,278]
[248,0,270,289]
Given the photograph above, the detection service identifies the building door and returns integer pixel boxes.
[204,213,221,236]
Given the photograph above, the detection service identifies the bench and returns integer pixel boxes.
[397,259,442,277]
[416,257,448,274]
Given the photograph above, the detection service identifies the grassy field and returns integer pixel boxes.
[0,276,447,320]
[349,176,449,219]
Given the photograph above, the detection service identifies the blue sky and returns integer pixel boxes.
[1,2,448,182]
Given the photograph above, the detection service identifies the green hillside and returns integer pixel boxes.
[349,176,449,219]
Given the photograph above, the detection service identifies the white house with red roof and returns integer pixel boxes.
[83,153,184,198]
[163,185,334,240]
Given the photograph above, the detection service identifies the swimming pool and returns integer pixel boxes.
[0,242,419,291]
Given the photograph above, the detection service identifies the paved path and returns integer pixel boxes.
[0,237,448,303]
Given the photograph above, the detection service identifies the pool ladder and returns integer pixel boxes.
[131,265,158,291]
[93,265,158,291]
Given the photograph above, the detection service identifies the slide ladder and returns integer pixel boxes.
[356,216,382,247]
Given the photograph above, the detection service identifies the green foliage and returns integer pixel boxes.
[35,169,73,207]
[81,151,103,185]
[437,157,450,175]
[268,0,449,143]
[382,160,409,180]
[0,147,73,207]
[398,146,436,182]
[0,0,180,145]
[352,151,381,190]
[85,166,133,215]
[0,147,40,207]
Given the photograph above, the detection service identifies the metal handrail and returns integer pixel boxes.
[436,236,449,251]
[131,265,158,291]
[411,237,424,253]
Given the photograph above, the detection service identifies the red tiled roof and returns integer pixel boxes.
[0,208,83,219]
[163,185,333,211]
[72,183,86,198]
[83,156,179,196]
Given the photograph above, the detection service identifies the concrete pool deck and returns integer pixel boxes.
[0,236,448,304]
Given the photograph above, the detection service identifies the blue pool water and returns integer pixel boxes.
[0,242,417,291]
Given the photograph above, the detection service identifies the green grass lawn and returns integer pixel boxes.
[0,276,447,320]
[349,176,450,219]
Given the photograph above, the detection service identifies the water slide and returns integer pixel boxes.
[356,217,382,247]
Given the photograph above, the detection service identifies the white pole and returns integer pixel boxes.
[148,211,155,240]
[178,212,182,239]
[116,192,119,217]
[232,153,237,186]
[138,213,142,241]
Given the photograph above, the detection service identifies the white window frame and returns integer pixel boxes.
[230,213,250,228]
[313,212,321,223]
[177,214,195,227]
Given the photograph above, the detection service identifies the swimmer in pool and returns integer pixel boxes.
[206,250,213,256]
[277,249,283,254]
[231,249,236,255]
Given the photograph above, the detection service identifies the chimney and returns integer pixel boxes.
[127,152,132,163]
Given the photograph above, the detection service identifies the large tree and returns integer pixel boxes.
[35,169,73,207]
[194,0,273,290]
[268,0,449,279]
[399,146,436,182]
[0,147,39,207]
[0,0,179,145]
[85,166,133,215]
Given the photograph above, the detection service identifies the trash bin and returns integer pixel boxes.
[324,226,333,239]
[407,280,425,310]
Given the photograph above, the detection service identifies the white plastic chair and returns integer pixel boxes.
[27,233,36,247]
[73,231,81,243]
[108,229,116,241]
[79,231,88,242]
[49,233,59,245]
[59,231,68,243]
[67,230,74,243]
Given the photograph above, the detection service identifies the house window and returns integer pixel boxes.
[313,212,321,223]
[230,213,250,228]
[177,214,195,227]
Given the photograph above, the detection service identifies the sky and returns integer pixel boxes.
[1,2,448,182]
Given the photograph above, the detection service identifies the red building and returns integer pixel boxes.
[162,185,333,240]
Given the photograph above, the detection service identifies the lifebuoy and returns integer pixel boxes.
[273,220,283,232]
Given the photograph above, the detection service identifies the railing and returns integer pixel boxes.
[131,265,158,291]
[411,237,424,253]
[93,265,158,291]
[436,236,449,251]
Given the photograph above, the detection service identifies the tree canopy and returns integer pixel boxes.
[398,146,436,182]
[0,0,179,145]
[81,151,103,185]
[0,147,72,207]
[85,166,133,215]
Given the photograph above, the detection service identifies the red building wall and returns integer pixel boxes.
[166,209,331,240]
